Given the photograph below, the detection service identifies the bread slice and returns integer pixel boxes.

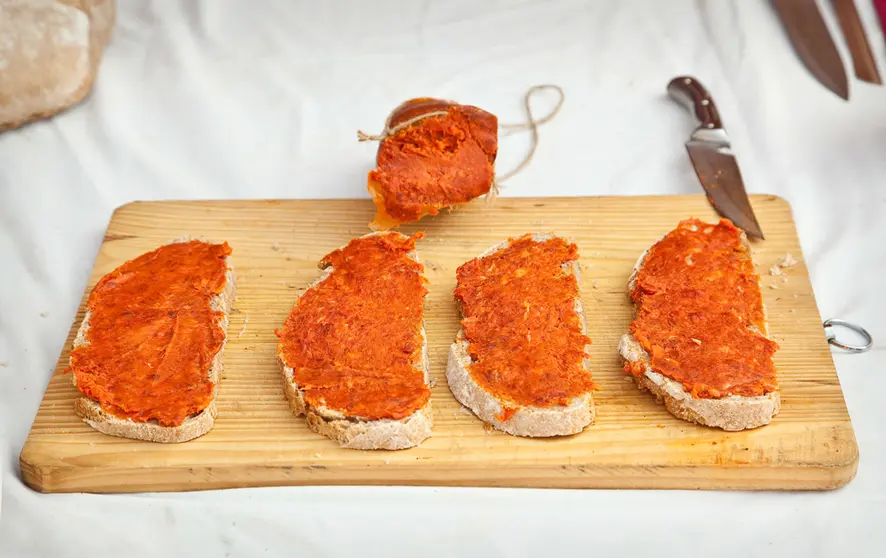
[71,239,235,443]
[0,0,115,131]
[447,233,595,437]
[277,232,433,450]
[618,229,780,431]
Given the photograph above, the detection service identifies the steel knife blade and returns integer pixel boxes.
[667,76,765,240]
[772,0,849,100]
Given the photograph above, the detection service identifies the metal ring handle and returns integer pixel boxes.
[823,319,873,353]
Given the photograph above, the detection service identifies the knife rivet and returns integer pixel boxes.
[701,99,710,106]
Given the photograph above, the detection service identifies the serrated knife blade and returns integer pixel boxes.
[667,76,765,240]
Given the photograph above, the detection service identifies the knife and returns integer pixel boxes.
[831,0,882,84]
[772,0,849,100]
[667,76,765,240]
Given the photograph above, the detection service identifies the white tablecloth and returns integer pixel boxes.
[1,1,885,556]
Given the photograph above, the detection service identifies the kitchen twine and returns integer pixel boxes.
[357,84,566,201]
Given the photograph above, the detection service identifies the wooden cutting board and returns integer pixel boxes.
[19,195,858,493]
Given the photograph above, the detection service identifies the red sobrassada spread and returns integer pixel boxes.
[368,99,498,229]
[276,233,430,420]
[455,235,594,420]
[626,219,779,399]
[67,240,231,427]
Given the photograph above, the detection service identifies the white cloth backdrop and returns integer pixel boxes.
[1,1,885,556]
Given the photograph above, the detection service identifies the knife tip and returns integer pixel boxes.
[739,220,765,240]
[746,229,765,241]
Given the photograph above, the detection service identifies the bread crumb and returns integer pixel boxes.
[238,314,249,338]
[0,362,7,367]
[778,253,797,268]
[770,253,797,277]
[425,260,440,271]
[428,379,437,389]
[483,423,495,433]
[790,309,795,313]
[384,459,390,465]
[769,284,778,290]
[40,312,49,318]
[313,453,322,458]
[271,242,281,251]
[781,277,788,284]
[690,338,702,345]
[592,280,599,289]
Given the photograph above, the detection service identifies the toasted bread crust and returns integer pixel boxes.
[446,233,595,437]
[619,231,780,431]
[71,243,235,443]
[277,232,433,450]
[279,351,433,450]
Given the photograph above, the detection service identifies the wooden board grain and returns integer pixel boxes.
[19,195,858,493]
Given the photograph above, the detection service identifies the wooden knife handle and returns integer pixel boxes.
[667,76,723,130]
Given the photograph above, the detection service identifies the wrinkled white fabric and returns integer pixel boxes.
[1,1,884,556]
